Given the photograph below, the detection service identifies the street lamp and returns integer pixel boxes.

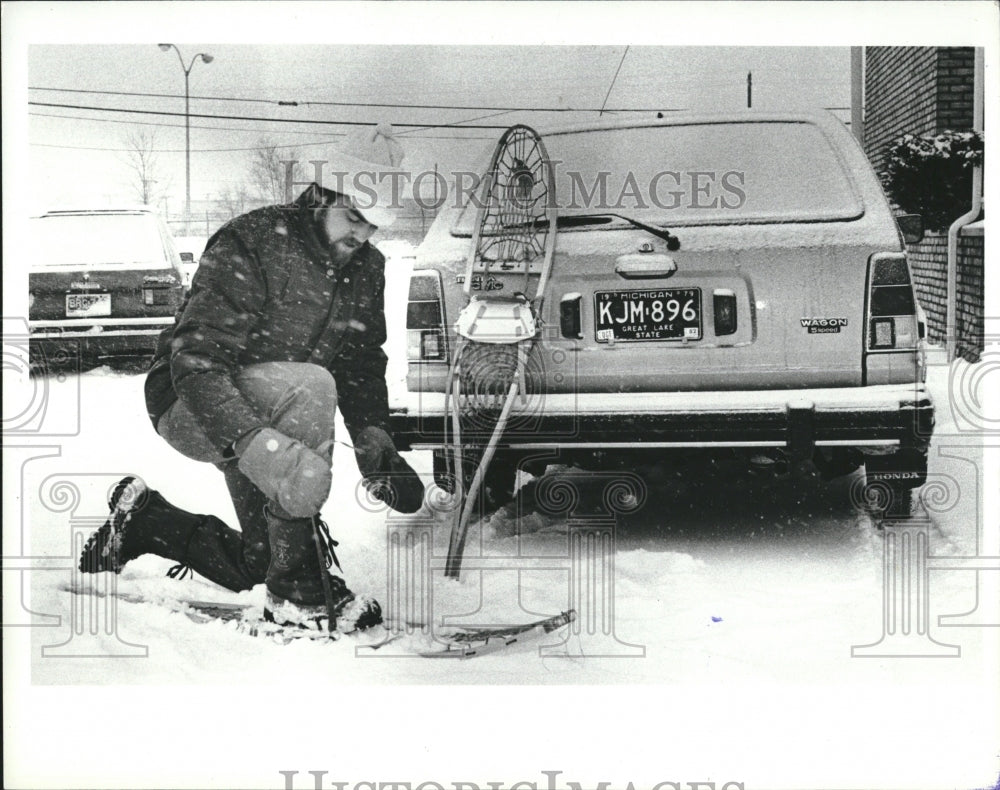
[158,43,213,227]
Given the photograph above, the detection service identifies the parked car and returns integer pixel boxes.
[28,207,185,371]
[393,112,934,517]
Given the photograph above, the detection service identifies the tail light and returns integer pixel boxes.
[143,273,179,306]
[406,270,446,361]
[143,288,173,306]
[865,251,923,385]
[867,252,918,351]
[560,293,582,339]
[713,289,738,336]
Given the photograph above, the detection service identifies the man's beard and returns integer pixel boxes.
[329,238,362,266]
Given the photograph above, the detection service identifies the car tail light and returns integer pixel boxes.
[406,270,446,361]
[713,289,737,336]
[143,288,172,306]
[871,318,896,349]
[560,293,582,339]
[867,252,918,351]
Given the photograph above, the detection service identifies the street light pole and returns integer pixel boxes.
[158,44,213,229]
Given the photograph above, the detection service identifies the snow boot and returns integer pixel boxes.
[78,476,268,592]
[262,508,382,632]
[264,577,383,634]
[78,476,150,574]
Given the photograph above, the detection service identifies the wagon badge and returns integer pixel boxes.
[801,317,848,334]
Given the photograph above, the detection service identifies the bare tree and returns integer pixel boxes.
[120,127,170,205]
[214,183,254,221]
[248,138,303,204]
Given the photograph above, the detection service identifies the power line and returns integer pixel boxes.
[29,101,519,129]
[599,46,630,117]
[28,111,496,143]
[397,109,516,138]
[29,111,342,138]
[28,85,676,114]
[30,141,326,154]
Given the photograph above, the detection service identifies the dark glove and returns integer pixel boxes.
[354,426,424,513]
[236,427,333,518]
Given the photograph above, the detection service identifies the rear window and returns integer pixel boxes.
[453,120,863,233]
[34,213,172,269]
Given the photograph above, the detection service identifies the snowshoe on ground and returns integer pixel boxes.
[264,577,382,634]
[78,476,150,574]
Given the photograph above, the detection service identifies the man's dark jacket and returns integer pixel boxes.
[145,185,391,452]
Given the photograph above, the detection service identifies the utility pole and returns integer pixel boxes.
[747,71,752,108]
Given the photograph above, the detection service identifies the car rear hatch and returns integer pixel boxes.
[543,228,877,392]
[29,212,184,330]
[442,118,904,394]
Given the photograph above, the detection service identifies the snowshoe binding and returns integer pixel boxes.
[264,576,382,634]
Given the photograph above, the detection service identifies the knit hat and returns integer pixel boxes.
[326,123,406,228]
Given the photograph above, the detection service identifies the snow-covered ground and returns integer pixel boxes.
[5,345,999,790]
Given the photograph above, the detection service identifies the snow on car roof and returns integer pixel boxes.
[40,206,162,216]
[531,108,850,138]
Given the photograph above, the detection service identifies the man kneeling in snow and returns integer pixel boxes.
[79,124,424,633]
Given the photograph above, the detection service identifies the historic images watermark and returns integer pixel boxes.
[3,317,85,635]
[850,332,1000,658]
[355,462,648,658]
[281,161,747,214]
[2,315,151,656]
[278,769,746,790]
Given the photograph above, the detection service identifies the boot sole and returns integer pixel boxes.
[78,476,147,573]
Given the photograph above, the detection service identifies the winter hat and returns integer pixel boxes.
[326,123,407,228]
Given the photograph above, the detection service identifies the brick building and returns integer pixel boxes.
[862,46,983,362]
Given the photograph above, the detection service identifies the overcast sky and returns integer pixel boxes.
[5,1,997,222]
[25,43,852,212]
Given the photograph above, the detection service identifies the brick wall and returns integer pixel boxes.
[955,231,984,363]
[908,233,948,342]
[863,47,975,175]
[864,47,939,175]
[906,230,983,362]
[937,48,976,131]
[865,46,982,363]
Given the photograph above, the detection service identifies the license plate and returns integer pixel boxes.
[594,288,702,342]
[65,293,111,318]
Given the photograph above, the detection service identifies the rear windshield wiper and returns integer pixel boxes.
[522,213,680,250]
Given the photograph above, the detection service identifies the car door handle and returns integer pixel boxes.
[614,254,677,279]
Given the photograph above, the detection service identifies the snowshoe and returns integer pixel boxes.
[264,577,382,634]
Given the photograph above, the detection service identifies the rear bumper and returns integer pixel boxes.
[388,384,934,452]
[29,317,169,360]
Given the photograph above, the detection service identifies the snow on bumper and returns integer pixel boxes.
[388,384,934,451]
[29,316,170,361]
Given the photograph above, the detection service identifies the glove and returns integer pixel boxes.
[354,426,424,514]
[236,427,333,518]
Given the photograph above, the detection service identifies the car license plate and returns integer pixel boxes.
[65,293,111,318]
[594,288,701,342]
